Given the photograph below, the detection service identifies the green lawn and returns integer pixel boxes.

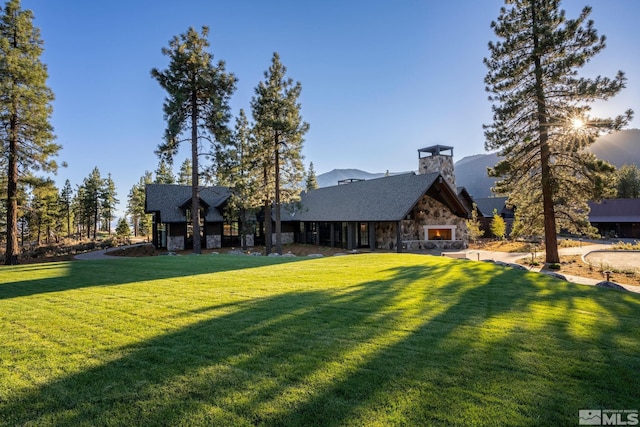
[1,253,639,426]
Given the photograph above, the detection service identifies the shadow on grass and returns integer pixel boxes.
[2,257,640,426]
[0,255,303,300]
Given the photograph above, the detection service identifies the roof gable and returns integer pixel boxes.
[288,172,469,222]
[145,184,230,222]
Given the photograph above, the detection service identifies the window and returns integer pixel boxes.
[223,220,239,237]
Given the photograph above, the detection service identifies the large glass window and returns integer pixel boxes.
[359,223,369,247]
[224,220,239,237]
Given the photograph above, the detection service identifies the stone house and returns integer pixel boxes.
[145,145,471,252]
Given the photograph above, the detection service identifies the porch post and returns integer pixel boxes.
[369,222,376,250]
[330,223,335,248]
[315,222,320,245]
[152,213,159,248]
[347,222,355,250]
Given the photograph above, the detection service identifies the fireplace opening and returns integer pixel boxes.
[424,225,456,241]
[428,228,451,240]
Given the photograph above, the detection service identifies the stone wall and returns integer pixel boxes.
[404,194,468,242]
[167,236,184,251]
[375,222,398,250]
[206,235,221,249]
[272,232,294,245]
[373,195,468,251]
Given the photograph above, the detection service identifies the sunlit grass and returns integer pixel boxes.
[1,253,639,426]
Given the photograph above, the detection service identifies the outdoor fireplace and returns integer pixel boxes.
[424,225,456,241]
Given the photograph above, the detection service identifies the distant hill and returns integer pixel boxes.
[454,152,501,199]
[588,129,640,167]
[317,129,640,198]
[316,169,388,188]
[454,128,640,198]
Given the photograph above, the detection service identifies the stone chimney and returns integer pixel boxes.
[417,145,456,190]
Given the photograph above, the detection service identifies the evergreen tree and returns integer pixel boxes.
[71,185,87,237]
[177,158,192,186]
[306,162,318,190]
[59,179,73,238]
[101,173,118,234]
[28,178,59,244]
[251,52,309,254]
[151,26,236,254]
[78,167,105,240]
[0,0,59,263]
[115,217,130,243]
[154,158,175,184]
[484,0,632,263]
[217,109,261,249]
[127,172,152,238]
[615,164,640,198]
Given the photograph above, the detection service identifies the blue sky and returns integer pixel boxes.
[20,0,640,219]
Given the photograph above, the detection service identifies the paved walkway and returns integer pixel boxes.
[74,244,145,261]
[462,243,640,293]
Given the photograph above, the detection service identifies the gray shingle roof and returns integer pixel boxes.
[473,197,510,217]
[588,199,640,222]
[145,184,230,223]
[288,172,468,222]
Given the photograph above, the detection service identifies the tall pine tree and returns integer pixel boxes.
[151,26,236,254]
[127,172,152,238]
[484,0,632,263]
[59,179,73,238]
[101,173,118,235]
[306,162,318,190]
[177,158,192,186]
[251,53,309,254]
[0,0,59,263]
[217,109,261,250]
[154,159,175,184]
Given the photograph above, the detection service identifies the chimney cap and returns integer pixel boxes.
[418,145,454,158]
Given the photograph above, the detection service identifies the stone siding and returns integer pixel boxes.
[418,155,456,190]
[272,232,294,245]
[375,222,399,250]
[167,236,184,251]
[206,234,221,249]
[373,195,468,251]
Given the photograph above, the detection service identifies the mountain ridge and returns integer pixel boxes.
[316,129,640,198]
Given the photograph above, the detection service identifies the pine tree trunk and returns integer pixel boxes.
[274,132,282,255]
[541,147,559,263]
[240,207,247,250]
[191,92,202,254]
[263,163,272,255]
[264,201,272,255]
[5,115,19,265]
[532,1,560,264]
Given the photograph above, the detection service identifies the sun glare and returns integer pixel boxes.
[571,117,585,130]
